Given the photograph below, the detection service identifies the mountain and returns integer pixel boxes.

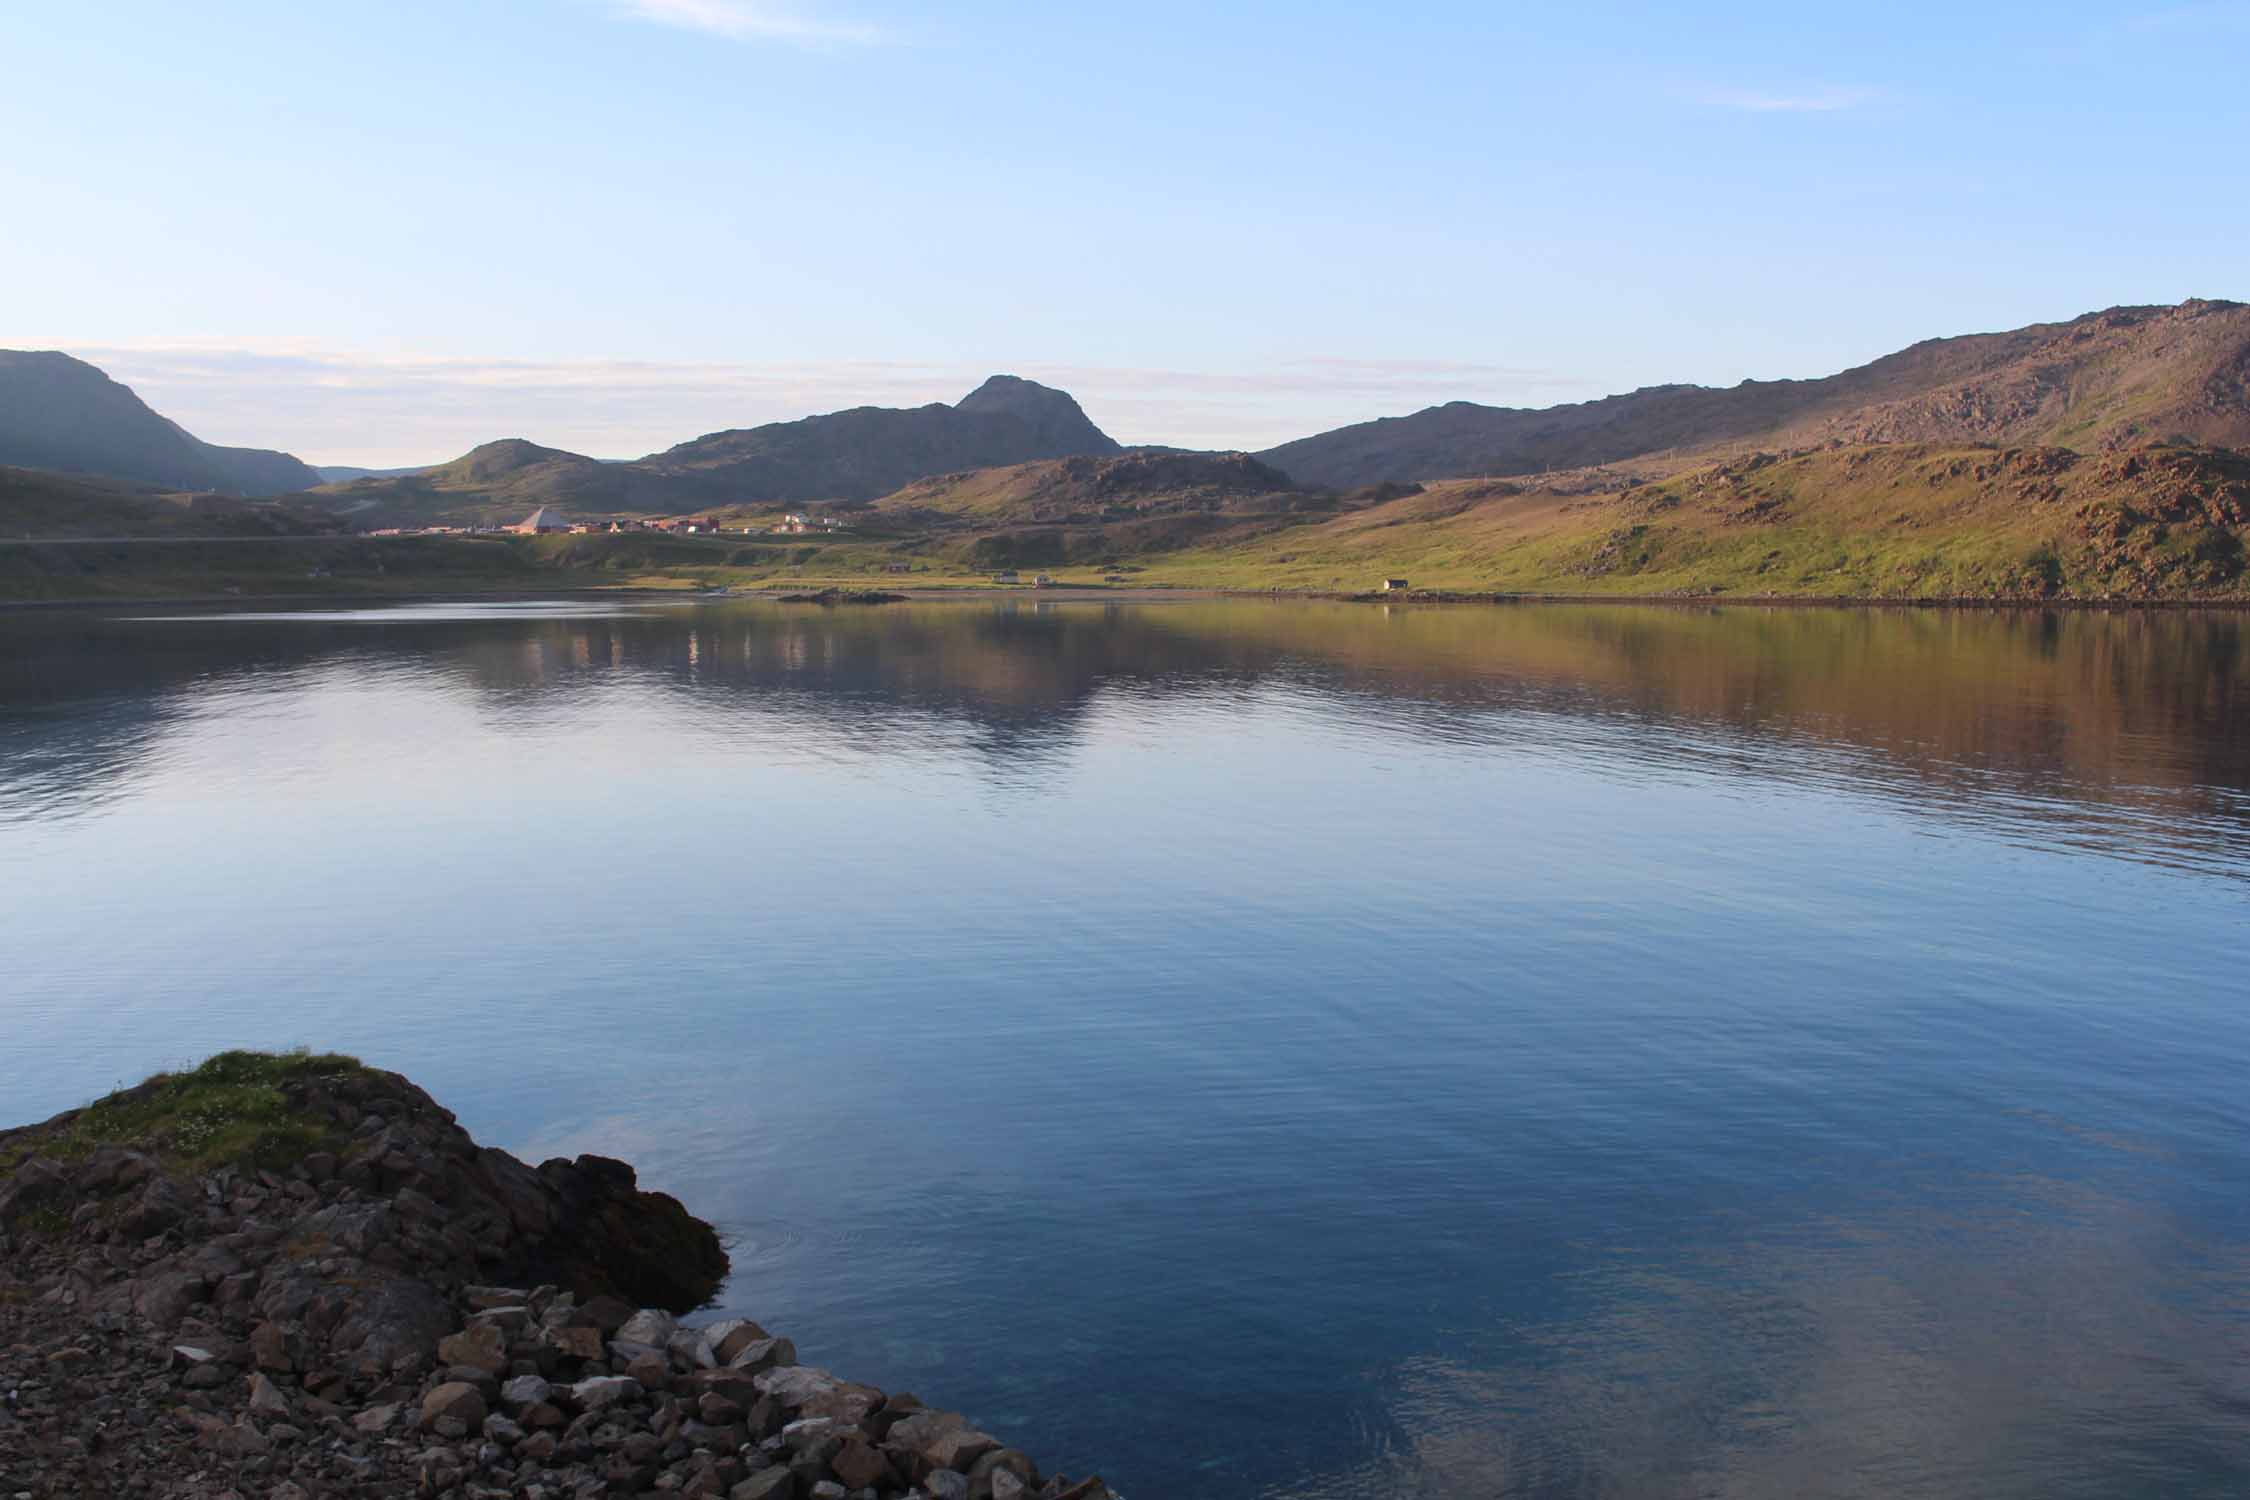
[0,351,320,496]
[1258,299,2250,488]
[639,375,1120,503]
[296,376,1125,527]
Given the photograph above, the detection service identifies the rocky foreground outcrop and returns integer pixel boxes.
[0,1055,1110,1499]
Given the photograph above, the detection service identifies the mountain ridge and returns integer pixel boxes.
[1256,299,2250,488]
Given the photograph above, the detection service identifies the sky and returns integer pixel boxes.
[4,0,2247,465]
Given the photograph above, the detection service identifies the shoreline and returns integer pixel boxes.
[0,1054,1112,1500]
[6,581,2249,613]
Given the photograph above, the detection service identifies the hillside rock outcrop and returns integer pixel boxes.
[0,1057,1109,1499]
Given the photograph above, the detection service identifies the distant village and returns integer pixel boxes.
[363,507,847,539]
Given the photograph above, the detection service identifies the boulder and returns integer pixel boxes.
[249,1320,294,1373]
[436,1322,507,1374]
[707,1319,773,1364]
[420,1381,487,1439]
[568,1374,644,1412]
[332,1276,451,1370]
[499,1374,554,1409]
[351,1403,400,1434]
[727,1336,797,1373]
[547,1324,604,1360]
[731,1467,796,1500]
[753,1364,837,1409]
[832,1436,893,1491]
[617,1307,678,1347]
[800,1381,884,1427]
[925,1428,1000,1473]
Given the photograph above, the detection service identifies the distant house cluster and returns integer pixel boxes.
[367,507,857,540]
[773,512,844,535]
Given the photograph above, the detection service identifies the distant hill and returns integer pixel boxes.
[878,450,1304,525]
[314,463,431,483]
[306,438,711,526]
[639,375,1120,503]
[0,351,321,496]
[1259,299,2250,488]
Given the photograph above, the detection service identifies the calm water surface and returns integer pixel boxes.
[3,598,2248,1498]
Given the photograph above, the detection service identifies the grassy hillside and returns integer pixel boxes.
[0,466,334,540]
[877,451,1308,523]
[8,442,2248,604]
[1139,442,2250,599]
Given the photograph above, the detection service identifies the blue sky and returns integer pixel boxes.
[4,0,2246,463]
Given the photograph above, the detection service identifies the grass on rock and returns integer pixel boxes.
[4,1048,372,1175]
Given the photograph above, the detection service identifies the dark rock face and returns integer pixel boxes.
[0,349,320,496]
[0,1064,1109,1498]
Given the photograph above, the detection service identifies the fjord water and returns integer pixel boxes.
[4,599,2248,1498]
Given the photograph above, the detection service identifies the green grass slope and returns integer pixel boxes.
[1142,442,2250,600]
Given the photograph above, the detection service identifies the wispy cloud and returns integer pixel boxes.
[25,342,1599,467]
[1697,85,1876,114]
[609,0,887,45]
[2124,2,2250,31]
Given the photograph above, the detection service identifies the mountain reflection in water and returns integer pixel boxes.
[2,598,2247,1499]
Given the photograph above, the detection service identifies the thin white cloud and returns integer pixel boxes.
[1698,85,1876,114]
[24,342,1599,468]
[610,0,887,45]
[2125,2,2250,31]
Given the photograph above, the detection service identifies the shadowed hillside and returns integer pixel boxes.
[0,351,319,496]
[0,466,333,540]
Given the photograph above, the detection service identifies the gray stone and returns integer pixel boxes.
[752,1364,836,1408]
[731,1467,796,1500]
[500,1373,553,1409]
[923,1428,999,1472]
[569,1374,645,1412]
[923,1473,968,1500]
[705,1319,771,1364]
[351,1402,399,1434]
[617,1308,678,1347]
[246,1371,291,1416]
[728,1336,797,1373]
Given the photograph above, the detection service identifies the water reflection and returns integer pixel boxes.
[3,599,2249,1500]
[4,600,2246,873]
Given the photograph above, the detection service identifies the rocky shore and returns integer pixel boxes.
[0,1053,1111,1500]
